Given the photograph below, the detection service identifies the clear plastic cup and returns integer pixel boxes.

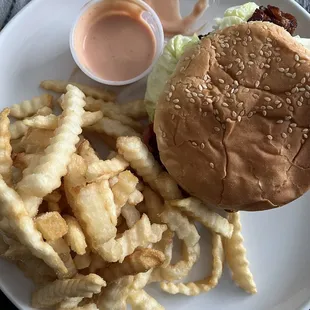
[70,0,164,86]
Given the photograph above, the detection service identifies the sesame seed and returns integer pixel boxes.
[278,68,285,73]
[300,60,306,64]
[242,41,247,46]
[191,141,198,147]
[199,108,202,113]
[216,117,221,122]
[244,88,250,93]
[301,77,306,84]
[248,61,254,65]
[296,63,301,68]
[304,134,309,139]
[289,106,294,112]
[175,104,181,109]
[264,86,271,91]
[297,101,303,107]
[285,116,292,121]
[232,50,237,56]
[237,102,244,108]
[171,114,175,120]
[301,97,304,102]
[277,103,283,109]
[214,109,219,115]
[236,71,242,76]
[207,84,213,90]
[190,98,195,103]
[264,97,272,102]
[260,63,265,69]
[259,50,264,56]
[275,47,281,51]
[282,133,287,139]
[227,63,233,69]
[185,89,190,93]
[198,94,204,98]
[267,106,274,110]
[287,144,291,149]
[267,135,273,140]
[198,85,203,91]
[248,112,254,118]
[302,139,306,144]
[203,112,207,117]
[214,127,220,132]
[192,92,197,97]
[265,64,271,69]
[222,124,226,129]
[255,81,260,88]
[240,110,245,116]
[187,93,192,98]
[290,123,297,128]
[246,29,251,35]
[222,103,229,107]
[267,38,272,42]
[305,92,310,99]
[211,45,216,50]
[286,98,292,104]
[248,36,253,42]
[277,120,284,124]
[237,116,242,122]
[210,163,215,169]
[173,99,180,103]
[263,110,267,116]
[232,111,237,118]
[253,94,259,99]
[295,54,300,62]
[235,58,241,63]
[168,92,173,98]
[300,88,306,92]
[250,54,256,58]
[303,128,309,133]
[286,91,292,96]
[288,127,293,134]
[166,97,171,102]
[276,57,282,62]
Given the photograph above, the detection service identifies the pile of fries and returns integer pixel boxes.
[0,80,257,309]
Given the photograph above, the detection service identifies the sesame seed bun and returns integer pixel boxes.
[154,21,310,212]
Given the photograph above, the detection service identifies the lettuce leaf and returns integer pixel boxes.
[145,34,199,120]
[214,2,259,30]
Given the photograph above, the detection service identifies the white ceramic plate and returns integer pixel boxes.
[1,0,310,309]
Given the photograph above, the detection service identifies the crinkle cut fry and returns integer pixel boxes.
[10,93,53,119]
[98,248,165,282]
[97,276,133,310]
[86,155,129,182]
[32,273,106,308]
[97,214,167,263]
[151,205,200,282]
[16,84,86,199]
[127,289,164,310]
[88,118,141,138]
[160,233,224,296]
[116,136,182,200]
[40,80,116,101]
[77,139,100,164]
[0,108,13,185]
[224,212,257,294]
[0,176,67,277]
[168,197,234,238]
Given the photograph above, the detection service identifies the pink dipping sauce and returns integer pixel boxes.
[74,0,156,82]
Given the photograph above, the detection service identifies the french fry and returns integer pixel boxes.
[224,212,257,294]
[98,214,166,263]
[74,253,92,270]
[152,205,200,282]
[32,273,106,308]
[0,176,67,277]
[47,201,61,212]
[119,99,148,119]
[85,155,129,182]
[10,121,28,140]
[131,269,153,290]
[13,152,40,171]
[143,186,164,224]
[87,118,140,138]
[48,238,77,279]
[160,233,224,296]
[0,109,13,185]
[117,137,182,200]
[121,204,140,228]
[98,248,165,282]
[10,94,53,119]
[2,241,32,261]
[35,212,68,241]
[40,80,115,101]
[44,189,62,203]
[127,189,144,206]
[108,176,119,187]
[57,297,83,309]
[19,128,54,154]
[12,166,22,184]
[127,289,164,310]
[16,255,57,285]
[9,106,53,140]
[64,162,117,253]
[23,111,103,130]
[152,229,174,268]
[169,198,233,238]
[11,138,24,153]
[16,85,86,200]
[77,139,100,165]
[63,215,87,255]
[116,137,161,185]
[97,276,133,310]
[111,170,138,213]
[57,304,99,310]
[154,171,182,201]
[83,98,143,132]
[89,253,106,273]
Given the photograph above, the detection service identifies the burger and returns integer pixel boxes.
[144,2,310,212]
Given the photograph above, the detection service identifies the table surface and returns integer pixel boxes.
[0,0,309,309]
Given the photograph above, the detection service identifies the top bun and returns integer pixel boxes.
[154,22,310,211]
